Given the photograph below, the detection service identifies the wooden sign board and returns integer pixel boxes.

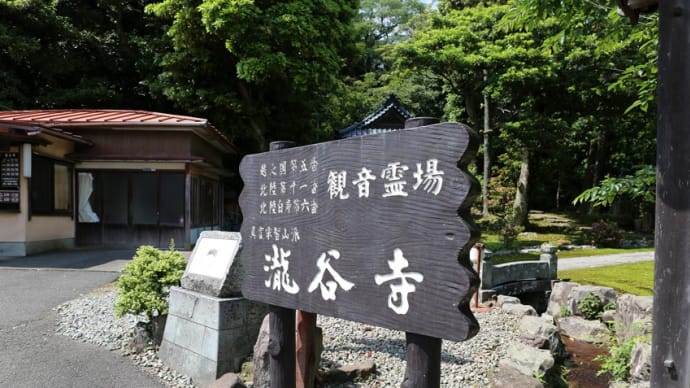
[239,123,480,342]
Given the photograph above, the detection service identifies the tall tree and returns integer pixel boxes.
[504,0,657,201]
[318,0,437,134]
[0,0,170,110]
[396,2,563,225]
[145,0,358,151]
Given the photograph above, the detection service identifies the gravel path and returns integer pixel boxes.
[55,283,520,387]
[558,250,654,271]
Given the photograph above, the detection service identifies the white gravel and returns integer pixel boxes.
[318,310,519,387]
[55,283,519,387]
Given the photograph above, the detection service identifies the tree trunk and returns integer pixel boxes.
[593,128,607,186]
[482,75,491,217]
[512,148,530,227]
[237,80,268,151]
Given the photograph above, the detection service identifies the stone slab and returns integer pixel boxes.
[159,287,267,386]
[181,231,243,297]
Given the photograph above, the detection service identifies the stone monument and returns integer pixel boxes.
[159,231,267,387]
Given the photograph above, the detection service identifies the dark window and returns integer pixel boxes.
[131,174,158,225]
[159,174,185,226]
[80,171,187,227]
[31,155,73,215]
[102,173,128,224]
[191,175,220,227]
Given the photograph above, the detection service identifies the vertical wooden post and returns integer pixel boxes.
[401,333,442,388]
[269,305,296,388]
[296,311,317,388]
[268,141,298,388]
[401,117,442,388]
[652,2,690,387]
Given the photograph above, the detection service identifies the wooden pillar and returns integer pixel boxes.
[296,311,317,388]
[268,141,298,388]
[402,117,442,388]
[269,305,296,388]
[652,2,690,386]
[401,333,442,388]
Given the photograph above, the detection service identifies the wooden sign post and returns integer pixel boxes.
[239,122,480,387]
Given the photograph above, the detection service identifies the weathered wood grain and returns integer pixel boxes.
[239,123,480,342]
[269,305,296,388]
[401,333,442,388]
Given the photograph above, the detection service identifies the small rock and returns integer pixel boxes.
[321,359,376,384]
[501,303,537,318]
[616,294,653,343]
[500,341,555,376]
[557,316,610,344]
[518,316,563,357]
[601,309,616,325]
[630,341,651,383]
[567,285,616,318]
[489,364,543,388]
[546,281,579,317]
[127,321,150,354]
[497,295,522,307]
[209,372,246,388]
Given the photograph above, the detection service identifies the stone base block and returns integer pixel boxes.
[159,287,267,387]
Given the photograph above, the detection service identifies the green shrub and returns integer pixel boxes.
[500,222,522,249]
[588,220,624,248]
[560,305,572,317]
[114,242,186,321]
[578,292,605,320]
[595,336,641,382]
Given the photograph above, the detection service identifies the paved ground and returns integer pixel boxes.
[557,250,654,271]
[0,249,165,388]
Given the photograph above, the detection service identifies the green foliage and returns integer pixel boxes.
[573,165,656,210]
[146,0,359,151]
[114,243,186,320]
[533,370,545,384]
[577,292,605,320]
[0,0,171,110]
[595,336,646,382]
[500,221,522,250]
[2,0,660,220]
[560,305,572,318]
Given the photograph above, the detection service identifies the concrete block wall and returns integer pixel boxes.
[159,287,267,387]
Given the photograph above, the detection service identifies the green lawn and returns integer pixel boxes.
[558,261,654,296]
[476,212,655,295]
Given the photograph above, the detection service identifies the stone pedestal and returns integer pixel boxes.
[159,287,267,387]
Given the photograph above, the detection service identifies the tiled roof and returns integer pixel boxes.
[0,109,207,126]
[337,95,412,138]
[0,109,236,152]
[0,123,92,145]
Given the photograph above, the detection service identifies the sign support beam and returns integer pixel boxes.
[268,141,298,388]
[652,2,690,386]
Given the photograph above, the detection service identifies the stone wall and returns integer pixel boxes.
[492,281,653,387]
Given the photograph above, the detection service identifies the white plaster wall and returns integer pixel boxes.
[26,216,74,240]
